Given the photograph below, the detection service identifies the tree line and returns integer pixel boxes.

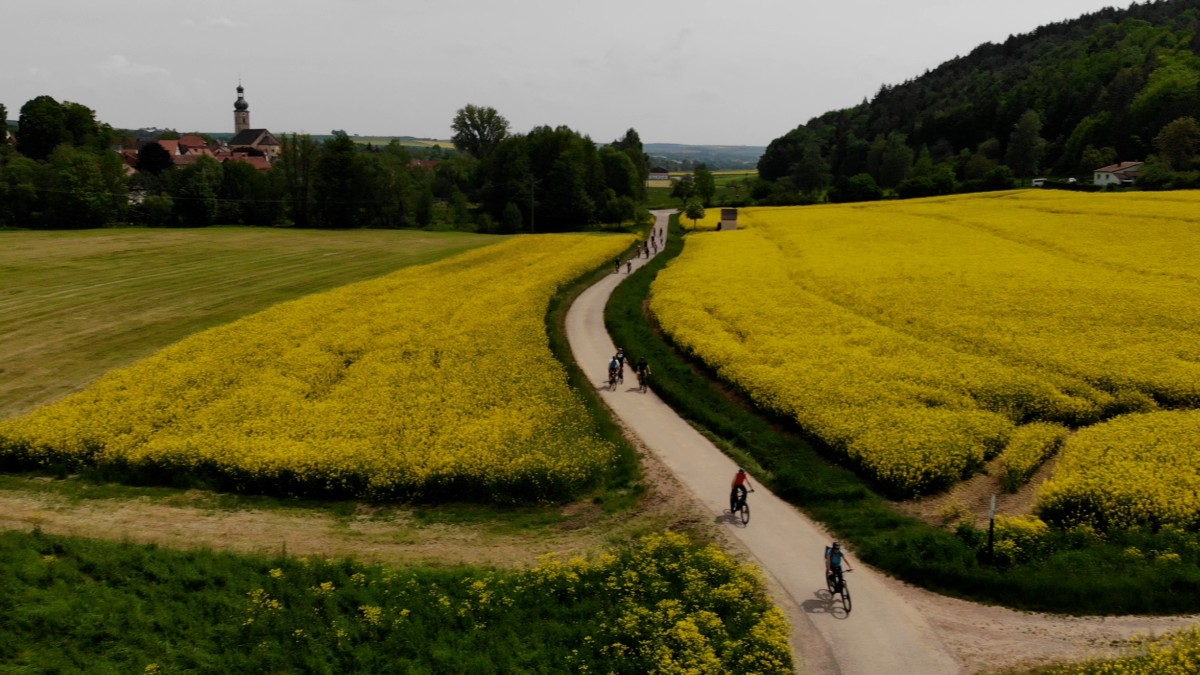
[755,0,1200,204]
[0,97,652,231]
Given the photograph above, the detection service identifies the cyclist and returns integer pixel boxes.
[607,355,621,387]
[635,356,651,392]
[614,348,626,384]
[825,542,853,593]
[730,468,754,513]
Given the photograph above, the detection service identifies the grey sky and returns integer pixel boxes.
[4,0,1125,146]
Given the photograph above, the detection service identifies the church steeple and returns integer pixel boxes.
[233,82,250,133]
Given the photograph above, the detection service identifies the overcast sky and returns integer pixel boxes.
[4,0,1127,146]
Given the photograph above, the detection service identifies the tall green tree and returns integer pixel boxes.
[42,145,122,228]
[277,134,319,227]
[16,95,69,161]
[1154,116,1200,171]
[609,128,649,199]
[0,146,41,226]
[217,159,275,225]
[168,156,222,227]
[867,132,913,189]
[315,133,365,228]
[792,145,832,194]
[1005,109,1046,177]
[0,104,7,142]
[61,101,105,150]
[599,146,640,200]
[136,141,174,176]
[451,104,510,159]
[693,164,716,205]
[670,174,695,205]
[684,199,706,227]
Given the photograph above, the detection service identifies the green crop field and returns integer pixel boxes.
[0,227,497,420]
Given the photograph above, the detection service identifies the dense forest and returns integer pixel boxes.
[0,98,649,231]
[757,0,1200,202]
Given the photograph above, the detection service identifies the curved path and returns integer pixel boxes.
[568,211,1199,673]
[567,211,961,674]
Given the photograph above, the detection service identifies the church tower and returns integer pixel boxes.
[233,83,250,133]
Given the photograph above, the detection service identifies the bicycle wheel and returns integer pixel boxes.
[826,573,836,595]
[739,502,750,525]
[841,584,852,614]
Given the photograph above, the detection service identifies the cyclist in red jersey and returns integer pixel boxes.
[730,468,753,513]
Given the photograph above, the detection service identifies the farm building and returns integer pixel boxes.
[1093,161,1142,186]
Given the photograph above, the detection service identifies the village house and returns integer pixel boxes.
[1093,161,1142,186]
[119,83,278,173]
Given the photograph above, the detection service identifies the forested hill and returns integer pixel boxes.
[758,0,1200,198]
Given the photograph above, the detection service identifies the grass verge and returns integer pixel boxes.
[0,528,792,674]
[604,215,1200,615]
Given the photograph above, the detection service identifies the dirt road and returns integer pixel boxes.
[567,210,1198,674]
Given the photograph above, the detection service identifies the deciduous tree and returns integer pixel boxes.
[136,141,174,176]
[451,104,510,159]
[277,134,319,227]
[1154,116,1200,171]
[1005,109,1046,177]
[693,164,716,205]
[684,198,705,227]
[16,95,69,161]
[670,174,695,205]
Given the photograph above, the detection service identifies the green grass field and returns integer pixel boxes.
[645,171,758,209]
[0,228,497,420]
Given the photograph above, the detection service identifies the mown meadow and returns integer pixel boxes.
[0,227,497,420]
[609,199,1200,613]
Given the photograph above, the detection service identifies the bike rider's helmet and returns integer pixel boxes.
[737,468,746,475]
[832,542,841,550]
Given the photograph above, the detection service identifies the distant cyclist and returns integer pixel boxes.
[635,356,651,392]
[614,348,626,384]
[730,468,754,513]
[825,542,853,592]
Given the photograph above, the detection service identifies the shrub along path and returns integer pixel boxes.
[569,210,1198,675]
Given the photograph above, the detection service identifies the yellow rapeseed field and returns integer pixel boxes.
[651,191,1200,500]
[0,234,634,502]
[1036,411,1200,531]
[1050,623,1200,674]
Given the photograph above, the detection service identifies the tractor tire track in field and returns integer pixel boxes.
[568,210,1198,674]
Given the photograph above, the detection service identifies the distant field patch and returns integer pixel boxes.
[0,234,633,502]
[0,228,496,419]
[651,190,1200,500]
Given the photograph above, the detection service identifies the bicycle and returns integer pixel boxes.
[607,368,620,391]
[730,488,754,525]
[636,369,650,393]
[826,568,852,614]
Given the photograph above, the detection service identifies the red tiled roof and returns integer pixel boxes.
[179,134,208,149]
[409,159,439,170]
[1095,161,1143,173]
[222,155,271,171]
[157,140,180,156]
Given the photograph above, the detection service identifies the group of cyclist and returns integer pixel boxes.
[728,468,853,595]
[606,347,652,392]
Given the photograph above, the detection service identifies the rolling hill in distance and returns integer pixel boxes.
[758,0,1200,193]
